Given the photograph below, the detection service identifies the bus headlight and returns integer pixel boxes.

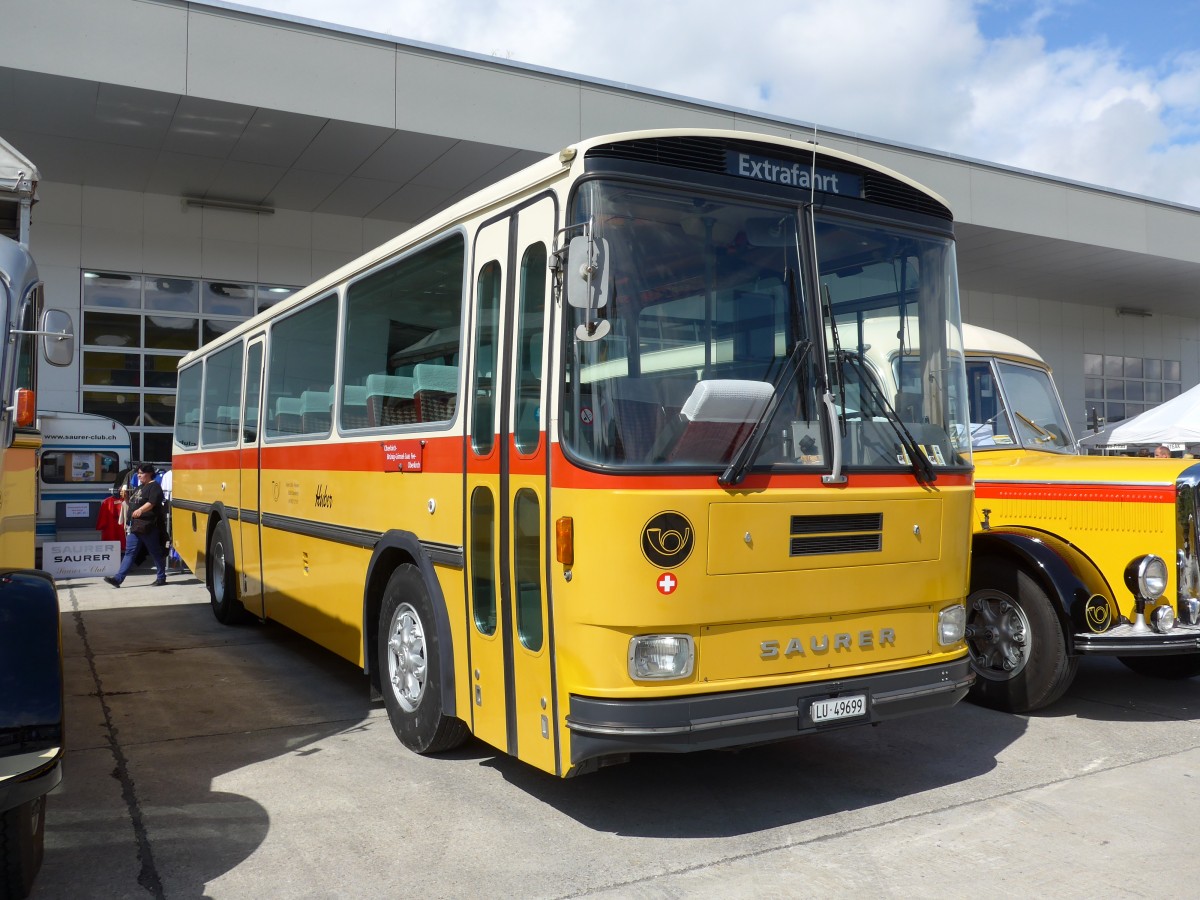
[629,634,694,680]
[1151,604,1176,634]
[938,604,967,646]
[1125,555,1168,601]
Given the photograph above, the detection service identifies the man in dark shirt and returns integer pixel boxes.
[104,463,168,587]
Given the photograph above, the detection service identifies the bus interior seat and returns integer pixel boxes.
[609,374,697,462]
[274,397,304,435]
[300,390,332,433]
[413,364,459,422]
[663,379,774,464]
[341,384,369,429]
[366,374,415,426]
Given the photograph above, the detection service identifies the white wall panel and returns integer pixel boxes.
[258,244,311,286]
[0,0,187,93]
[142,232,201,277]
[186,8,396,128]
[201,239,257,282]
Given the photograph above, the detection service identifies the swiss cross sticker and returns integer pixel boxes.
[656,573,678,595]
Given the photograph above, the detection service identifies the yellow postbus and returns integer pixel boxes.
[1,135,73,897]
[171,128,976,777]
[852,320,1200,711]
[960,325,1200,709]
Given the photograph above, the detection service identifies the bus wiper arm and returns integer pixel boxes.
[853,355,937,484]
[719,339,812,487]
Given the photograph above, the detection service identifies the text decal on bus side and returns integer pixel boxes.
[726,151,863,197]
[382,439,424,472]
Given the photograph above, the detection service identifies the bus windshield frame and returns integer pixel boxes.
[559,178,971,475]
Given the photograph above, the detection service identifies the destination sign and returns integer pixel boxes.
[726,151,863,197]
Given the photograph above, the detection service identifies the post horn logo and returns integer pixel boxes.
[641,512,694,569]
[1084,594,1113,633]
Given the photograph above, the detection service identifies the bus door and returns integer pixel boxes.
[238,337,265,618]
[465,196,556,771]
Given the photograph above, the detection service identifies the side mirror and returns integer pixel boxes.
[41,309,74,367]
[565,235,609,311]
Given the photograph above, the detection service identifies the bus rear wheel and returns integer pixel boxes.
[1118,655,1200,679]
[208,520,247,625]
[0,795,46,899]
[965,556,1078,713]
[378,564,468,754]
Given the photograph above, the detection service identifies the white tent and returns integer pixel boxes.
[1078,382,1200,448]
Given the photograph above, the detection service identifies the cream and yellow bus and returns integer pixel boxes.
[851,320,1200,711]
[171,128,976,777]
[1,135,73,897]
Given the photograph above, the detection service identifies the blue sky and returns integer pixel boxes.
[223,0,1200,205]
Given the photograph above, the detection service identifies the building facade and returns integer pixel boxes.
[3,0,1200,460]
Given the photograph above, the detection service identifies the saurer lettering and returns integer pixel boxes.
[760,629,896,659]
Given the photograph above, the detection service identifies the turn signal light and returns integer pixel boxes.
[555,516,574,566]
[14,389,35,428]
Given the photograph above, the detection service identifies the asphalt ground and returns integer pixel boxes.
[27,569,1200,899]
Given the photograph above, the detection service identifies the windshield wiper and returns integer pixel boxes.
[852,353,937,484]
[719,338,813,486]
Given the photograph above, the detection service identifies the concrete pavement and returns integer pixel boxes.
[29,571,1200,898]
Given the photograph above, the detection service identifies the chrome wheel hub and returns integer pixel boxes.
[966,591,1031,681]
[386,603,427,712]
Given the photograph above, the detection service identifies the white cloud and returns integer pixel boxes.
[238,0,1200,204]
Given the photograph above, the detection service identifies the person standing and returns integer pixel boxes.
[104,463,167,587]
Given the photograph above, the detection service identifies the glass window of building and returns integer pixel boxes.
[80,270,299,463]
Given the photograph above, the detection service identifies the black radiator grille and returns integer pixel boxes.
[789,512,884,556]
[791,534,883,555]
[585,136,951,220]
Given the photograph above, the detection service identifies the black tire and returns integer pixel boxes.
[208,519,247,625]
[378,564,468,754]
[1118,654,1200,679]
[966,555,1079,713]
[0,795,46,900]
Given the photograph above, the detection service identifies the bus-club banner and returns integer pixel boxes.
[42,541,121,578]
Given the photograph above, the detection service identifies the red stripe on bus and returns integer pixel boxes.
[975,482,1175,504]
[174,438,970,490]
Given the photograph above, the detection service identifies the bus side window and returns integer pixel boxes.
[341,234,466,432]
[265,293,337,439]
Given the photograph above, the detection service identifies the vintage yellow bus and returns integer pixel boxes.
[961,325,1200,709]
[171,128,976,777]
[851,319,1200,711]
[1,135,73,897]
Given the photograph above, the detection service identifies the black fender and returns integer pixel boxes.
[361,531,458,718]
[0,569,65,811]
[973,528,1115,640]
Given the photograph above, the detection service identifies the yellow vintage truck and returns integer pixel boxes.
[961,324,1200,710]
[847,320,1200,711]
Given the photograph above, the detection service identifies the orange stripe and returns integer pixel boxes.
[975,481,1175,504]
[174,437,971,491]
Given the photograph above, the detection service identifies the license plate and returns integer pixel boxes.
[810,694,867,724]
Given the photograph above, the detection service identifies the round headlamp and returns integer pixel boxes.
[1124,555,1168,601]
[1151,604,1176,634]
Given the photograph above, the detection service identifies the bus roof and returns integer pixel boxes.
[0,135,38,200]
[961,323,1047,366]
[179,127,953,368]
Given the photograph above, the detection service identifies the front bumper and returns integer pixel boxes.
[1074,622,1200,656]
[566,657,974,769]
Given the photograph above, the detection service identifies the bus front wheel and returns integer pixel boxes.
[378,564,468,754]
[208,520,247,625]
[965,556,1078,713]
[0,795,46,899]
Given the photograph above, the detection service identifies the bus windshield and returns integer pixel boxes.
[561,180,970,473]
[966,358,1075,452]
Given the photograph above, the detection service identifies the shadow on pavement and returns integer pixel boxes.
[35,587,374,899]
